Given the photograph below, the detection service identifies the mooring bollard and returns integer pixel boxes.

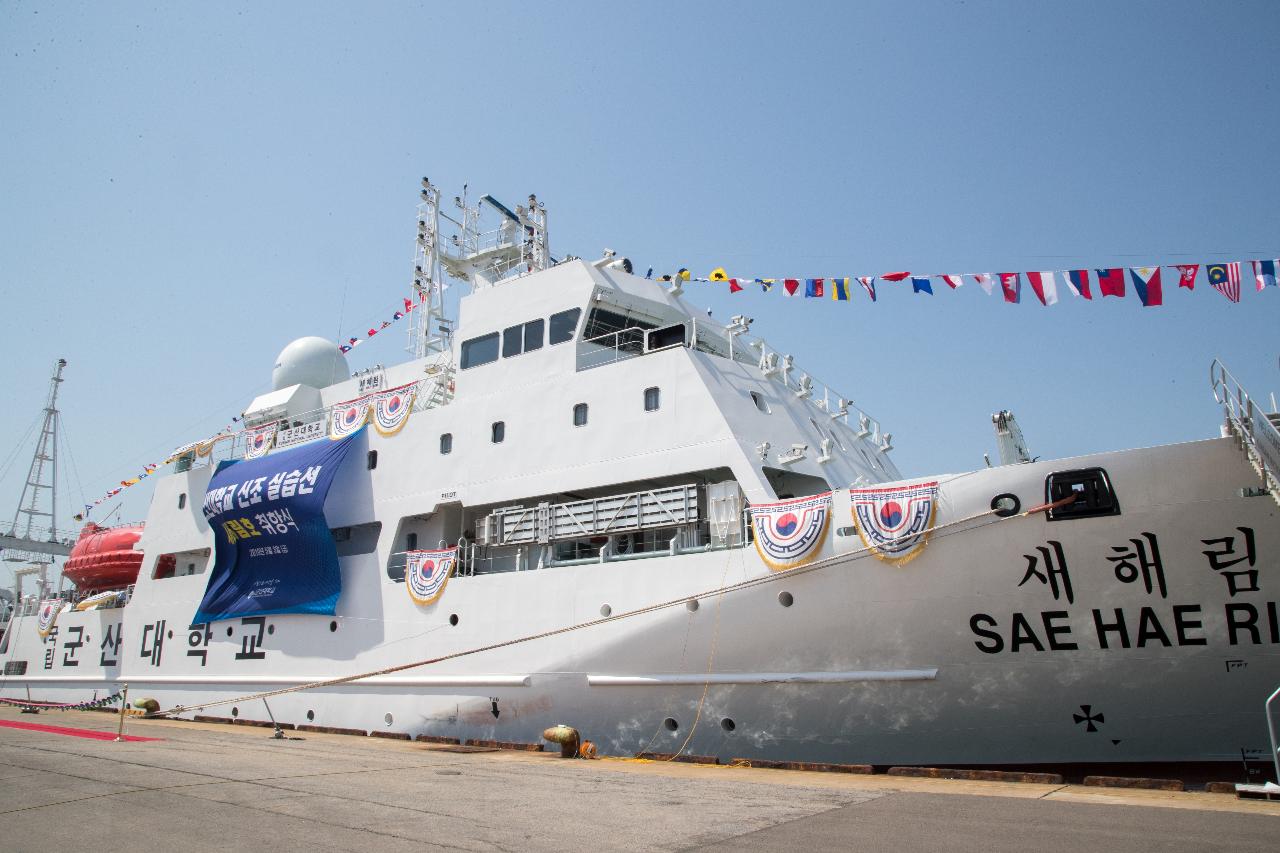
[114,683,129,742]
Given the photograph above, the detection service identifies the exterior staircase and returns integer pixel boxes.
[1211,360,1280,508]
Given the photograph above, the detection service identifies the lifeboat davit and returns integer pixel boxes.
[62,523,157,593]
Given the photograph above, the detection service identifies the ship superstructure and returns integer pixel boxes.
[1,183,1276,775]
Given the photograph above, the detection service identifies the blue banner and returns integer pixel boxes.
[194,429,363,623]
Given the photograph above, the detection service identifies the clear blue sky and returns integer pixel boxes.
[2,1,1277,588]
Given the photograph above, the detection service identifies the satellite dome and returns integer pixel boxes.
[271,337,350,391]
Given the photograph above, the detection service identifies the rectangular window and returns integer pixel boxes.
[502,324,523,358]
[177,493,187,509]
[492,421,505,443]
[460,332,500,369]
[440,433,452,454]
[549,308,581,345]
[523,318,545,352]
[502,318,546,358]
[367,450,378,470]
[573,403,589,426]
[644,386,660,412]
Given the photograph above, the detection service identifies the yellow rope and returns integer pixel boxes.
[667,543,736,761]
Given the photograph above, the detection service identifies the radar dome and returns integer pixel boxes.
[271,337,350,391]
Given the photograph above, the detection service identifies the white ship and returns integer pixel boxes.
[2,182,1277,773]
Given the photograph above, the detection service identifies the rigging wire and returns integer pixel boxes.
[0,415,40,488]
[59,419,87,516]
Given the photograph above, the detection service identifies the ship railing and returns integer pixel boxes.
[451,507,753,576]
[576,323,687,371]
[685,314,889,443]
[1266,684,1280,790]
[0,521,77,549]
[177,374,454,471]
[1211,359,1280,507]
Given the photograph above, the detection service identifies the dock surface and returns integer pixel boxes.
[1,707,1276,852]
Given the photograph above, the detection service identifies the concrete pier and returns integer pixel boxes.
[1,708,1276,852]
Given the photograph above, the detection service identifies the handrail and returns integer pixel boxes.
[173,369,455,471]
[1267,684,1280,787]
[1210,359,1280,506]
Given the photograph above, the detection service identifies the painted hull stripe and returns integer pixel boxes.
[588,669,938,686]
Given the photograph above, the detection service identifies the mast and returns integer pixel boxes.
[11,359,66,542]
[407,178,455,359]
[2,359,74,576]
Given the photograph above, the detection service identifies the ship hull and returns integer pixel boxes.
[2,437,1276,769]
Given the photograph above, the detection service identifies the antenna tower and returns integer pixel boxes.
[2,358,75,564]
[405,177,553,359]
[406,178,453,359]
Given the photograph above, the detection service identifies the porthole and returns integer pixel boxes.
[599,604,612,617]
[267,624,275,635]
[778,591,794,608]
[663,717,679,732]
[231,707,239,718]
[329,621,338,633]
[644,386,661,412]
[449,614,459,626]
[686,599,699,612]
[166,629,173,639]
[307,710,315,721]
[384,713,394,726]
[991,493,1021,517]
[721,718,736,733]
[226,626,234,637]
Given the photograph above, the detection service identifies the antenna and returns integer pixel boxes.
[406,178,452,359]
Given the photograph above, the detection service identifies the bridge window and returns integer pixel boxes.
[549,308,581,345]
[644,387,660,412]
[573,403,589,427]
[503,318,545,358]
[460,332,500,369]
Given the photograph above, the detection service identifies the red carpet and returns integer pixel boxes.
[0,718,159,742]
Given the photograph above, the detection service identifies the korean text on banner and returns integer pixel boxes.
[194,428,364,623]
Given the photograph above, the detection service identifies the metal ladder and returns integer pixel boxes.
[1210,360,1280,508]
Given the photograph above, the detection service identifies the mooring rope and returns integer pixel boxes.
[0,691,124,713]
[145,496,1071,721]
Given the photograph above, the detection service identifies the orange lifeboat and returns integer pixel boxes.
[62,523,163,593]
